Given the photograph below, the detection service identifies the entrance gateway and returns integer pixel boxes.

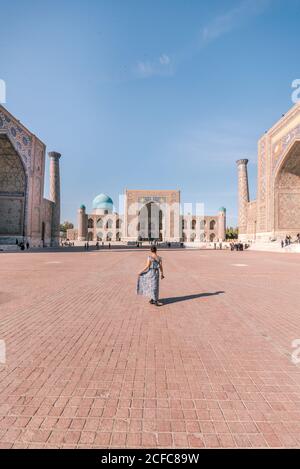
[123,189,181,243]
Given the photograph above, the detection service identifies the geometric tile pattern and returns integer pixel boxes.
[278,193,300,229]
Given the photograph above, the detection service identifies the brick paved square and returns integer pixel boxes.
[1,248,300,448]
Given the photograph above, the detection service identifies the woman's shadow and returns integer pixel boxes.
[160,291,225,305]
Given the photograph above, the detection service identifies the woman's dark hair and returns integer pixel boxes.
[150,246,157,253]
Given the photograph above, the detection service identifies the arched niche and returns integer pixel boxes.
[274,140,300,232]
[0,134,26,236]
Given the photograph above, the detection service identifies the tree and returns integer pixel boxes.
[226,226,238,240]
[60,221,74,234]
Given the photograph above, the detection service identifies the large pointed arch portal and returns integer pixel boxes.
[0,134,26,238]
[138,202,163,241]
[274,140,300,233]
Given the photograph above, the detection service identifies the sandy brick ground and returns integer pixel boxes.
[1,248,300,448]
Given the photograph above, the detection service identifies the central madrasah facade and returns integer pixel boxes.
[67,189,226,244]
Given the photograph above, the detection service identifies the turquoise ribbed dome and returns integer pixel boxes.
[92,193,113,210]
[80,204,86,210]
[219,207,226,212]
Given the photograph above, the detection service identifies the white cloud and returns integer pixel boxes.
[200,0,272,44]
[136,61,155,78]
[133,0,272,80]
[159,54,171,65]
[135,54,173,79]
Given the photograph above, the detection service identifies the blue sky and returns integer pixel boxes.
[1,0,299,226]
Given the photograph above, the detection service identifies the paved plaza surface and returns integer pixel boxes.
[1,248,300,448]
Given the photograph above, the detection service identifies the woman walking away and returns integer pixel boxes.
[137,246,164,306]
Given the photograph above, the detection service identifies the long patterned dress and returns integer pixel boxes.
[137,256,161,301]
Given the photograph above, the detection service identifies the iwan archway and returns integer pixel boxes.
[274,140,300,237]
[138,202,163,241]
[0,134,26,240]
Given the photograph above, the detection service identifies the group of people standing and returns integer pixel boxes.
[16,239,29,251]
[230,241,247,251]
[281,234,300,247]
[84,241,111,250]
[61,240,75,247]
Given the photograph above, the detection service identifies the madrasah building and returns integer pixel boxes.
[67,190,227,244]
[237,102,300,243]
[0,105,226,248]
[0,105,61,248]
[4,100,300,249]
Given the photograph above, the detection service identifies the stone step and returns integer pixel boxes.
[249,242,300,253]
[0,244,21,252]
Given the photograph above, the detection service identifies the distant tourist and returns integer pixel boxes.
[281,240,284,248]
[26,242,29,250]
[137,245,164,307]
[108,243,111,249]
[234,241,243,251]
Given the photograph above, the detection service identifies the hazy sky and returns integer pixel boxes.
[1,0,299,225]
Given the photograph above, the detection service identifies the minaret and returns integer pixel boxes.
[49,151,61,247]
[78,205,87,241]
[236,159,249,236]
[218,207,226,241]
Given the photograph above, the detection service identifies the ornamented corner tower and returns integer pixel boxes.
[236,159,249,237]
[78,204,87,241]
[218,207,226,241]
[48,151,61,247]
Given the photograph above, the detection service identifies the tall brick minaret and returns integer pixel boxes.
[236,159,249,236]
[49,151,61,247]
[218,207,226,241]
[78,205,87,241]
